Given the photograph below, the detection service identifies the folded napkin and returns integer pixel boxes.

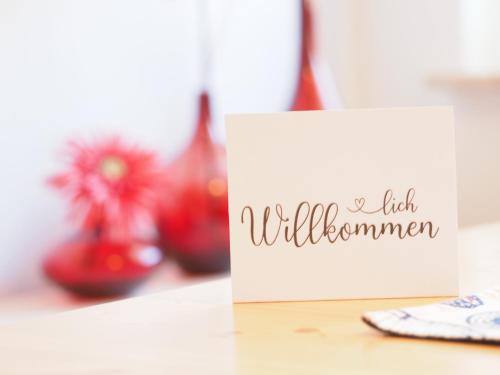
[362,288,500,344]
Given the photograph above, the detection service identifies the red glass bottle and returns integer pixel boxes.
[290,0,324,111]
[157,92,230,273]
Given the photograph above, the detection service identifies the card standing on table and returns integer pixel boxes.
[225,107,457,302]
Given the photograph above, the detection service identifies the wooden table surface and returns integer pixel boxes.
[2,222,500,374]
[0,277,498,375]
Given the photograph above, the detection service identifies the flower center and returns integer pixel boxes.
[100,156,127,180]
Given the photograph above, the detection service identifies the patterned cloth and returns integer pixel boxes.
[363,288,500,343]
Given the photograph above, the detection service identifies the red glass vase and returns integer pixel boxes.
[44,229,162,297]
[157,92,230,274]
[290,0,324,111]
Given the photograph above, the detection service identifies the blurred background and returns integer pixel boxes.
[1,0,500,319]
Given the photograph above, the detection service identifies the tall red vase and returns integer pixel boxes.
[290,0,324,111]
[157,92,230,273]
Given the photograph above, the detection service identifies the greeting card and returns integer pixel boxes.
[226,107,457,302]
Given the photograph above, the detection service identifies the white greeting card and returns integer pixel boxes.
[226,107,458,302]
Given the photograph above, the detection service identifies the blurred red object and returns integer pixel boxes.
[157,92,230,273]
[48,137,164,234]
[44,232,162,297]
[290,0,324,110]
[44,137,164,297]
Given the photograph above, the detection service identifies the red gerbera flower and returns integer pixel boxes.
[49,137,164,239]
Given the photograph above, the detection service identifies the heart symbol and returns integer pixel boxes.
[354,198,365,210]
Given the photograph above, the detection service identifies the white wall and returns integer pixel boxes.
[0,0,300,293]
[317,0,459,108]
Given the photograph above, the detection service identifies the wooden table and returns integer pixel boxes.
[0,262,217,323]
[2,221,500,374]
[0,277,499,374]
